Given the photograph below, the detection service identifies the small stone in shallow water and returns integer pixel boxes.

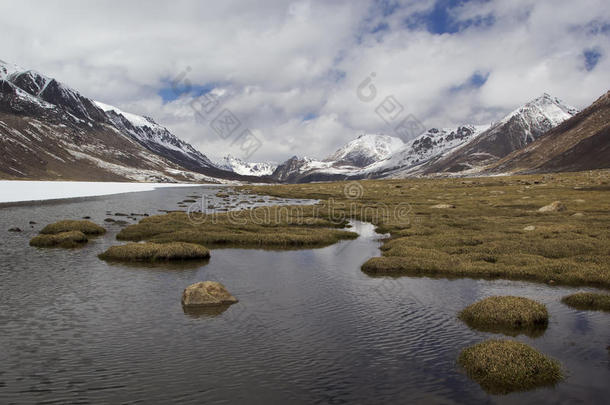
[8,227,22,232]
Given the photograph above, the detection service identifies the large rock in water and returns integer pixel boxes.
[181,282,238,307]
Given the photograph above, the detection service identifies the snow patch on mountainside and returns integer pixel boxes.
[218,155,277,176]
[94,101,160,129]
[325,134,404,167]
[93,100,216,169]
[365,125,490,176]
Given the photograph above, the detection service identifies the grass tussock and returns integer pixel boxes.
[40,220,106,235]
[99,242,210,262]
[459,296,548,337]
[116,206,357,249]
[30,231,88,248]
[561,292,610,311]
[243,170,610,288]
[458,340,562,394]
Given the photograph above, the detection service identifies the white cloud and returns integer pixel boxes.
[1,0,608,162]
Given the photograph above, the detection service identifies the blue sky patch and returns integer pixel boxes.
[583,49,602,71]
[450,71,490,92]
[405,0,494,35]
[303,112,317,121]
[158,81,217,103]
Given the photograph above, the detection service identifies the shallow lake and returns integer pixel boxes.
[1,186,609,404]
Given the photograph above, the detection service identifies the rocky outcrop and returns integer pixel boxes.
[181,281,238,307]
[538,201,567,212]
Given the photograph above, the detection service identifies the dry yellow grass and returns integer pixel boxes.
[246,170,610,288]
[458,340,562,394]
[40,220,106,235]
[116,206,357,249]
[459,296,548,337]
[30,231,88,248]
[561,292,610,311]
[99,242,210,262]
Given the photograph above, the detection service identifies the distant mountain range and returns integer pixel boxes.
[267,93,604,183]
[216,155,277,177]
[1,59,607,183]
[0,59,252,183]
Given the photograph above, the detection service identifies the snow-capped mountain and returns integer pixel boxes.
[488,90,610,175]
[270,127,486,182]
[363,125,489,177]
[94,101,217,173]
[420,94,579,175]
[218,155,278,176]
[0,59,244,182]
[325,134,404,167]
[271,94,579,182]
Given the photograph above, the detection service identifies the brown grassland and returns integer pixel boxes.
[243,170,610,289]
[561,292,610,311]
[115,205,358,249]
[458,340,562,394]
[458,296,548,337]
[99,242,210,262]
[30,230,88,248]
[40,220,106,235]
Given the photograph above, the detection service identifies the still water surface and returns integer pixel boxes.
[1,186,609,404]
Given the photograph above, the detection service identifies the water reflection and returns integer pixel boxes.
[182,304,232,319]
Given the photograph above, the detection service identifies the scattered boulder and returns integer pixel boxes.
[523,225,536,231]
[29,221,37,225]
[115,212,128,216]
[572,212,584,217]
[8,227,22,232]
[82,216,91,219]
[538,201,566,212]
[430,203,456,209]
[181,281,238,307]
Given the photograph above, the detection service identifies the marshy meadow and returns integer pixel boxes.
[3,170,610,402]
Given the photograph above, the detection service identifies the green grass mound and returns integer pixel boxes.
[41,220,106,235]
[99,242,210,262]
[458,340,562,395]
[30,231,88,248]
[561,292,610,311]
[459,296,549,337]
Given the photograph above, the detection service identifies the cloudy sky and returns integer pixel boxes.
[2,0,608,163]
